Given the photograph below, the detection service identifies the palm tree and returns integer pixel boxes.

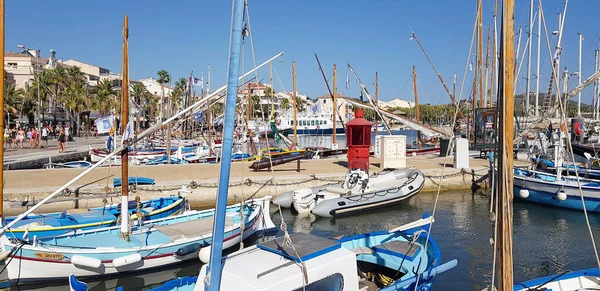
[49,66,67,124]
[157,70,171,120]
[32,70,53,125]
[92,78,117,116]
[131,83,153,131]
[4,82,24,115]
[280,98,290,112]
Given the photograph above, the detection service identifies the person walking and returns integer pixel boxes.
[57,126,66,153]
[26,128,33,149]
[17,127,24,149]
[32,127,39,149]
[41,125,49,148]
[3,128,10,149]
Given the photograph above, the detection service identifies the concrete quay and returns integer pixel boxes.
[2,154,526,215]
[3,137,105,170]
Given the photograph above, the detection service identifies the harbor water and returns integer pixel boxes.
[15,190,600,290]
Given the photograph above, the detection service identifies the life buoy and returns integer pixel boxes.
[575,121,584,136]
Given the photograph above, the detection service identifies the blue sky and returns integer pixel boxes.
[6,0,600,105]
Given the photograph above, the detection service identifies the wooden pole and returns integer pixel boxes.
[478,0,484,108]
[497,0,515,288]
[120,15,130,241]
[292,61,297,146]
[293,61,299,172]
[485,25,491,108]
[375,71,379,136]
[491,0,498,108]
[0,0,5,223]
[413,66,422,149]
[333,64,337,144]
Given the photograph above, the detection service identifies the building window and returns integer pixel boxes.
[323,99,327,104]
[7,62,17,68]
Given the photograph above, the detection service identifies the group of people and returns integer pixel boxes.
[3,123,72,153]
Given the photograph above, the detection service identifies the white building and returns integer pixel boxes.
[139,77,174,97]
[4,50,49,89]
[62,59,120,86]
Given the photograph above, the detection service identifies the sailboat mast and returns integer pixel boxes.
[535,0,541,116]
[478,0,484,108]
[292,61,297,146]
[206,0,245,288]
[413,66,422,149]
[207,70,212,153]
[333,64,337,144]
[120,15,130,241]
[578,33,583,117]
[0,0,5,223]
[375,71,379,136]
[526,0,533,117]
[496,0,515,289]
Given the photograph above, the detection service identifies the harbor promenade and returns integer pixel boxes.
[3,137,106,170]
[2,154,529,215]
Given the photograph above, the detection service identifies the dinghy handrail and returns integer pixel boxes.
[0,51,285,237]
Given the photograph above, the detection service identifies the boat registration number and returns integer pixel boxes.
[34,252,64,260]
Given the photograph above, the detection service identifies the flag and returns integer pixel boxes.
[95,116,114,134]
[345,72,349,89]
[310,103,318,114]
[193,77,204,89]
[193,110,204,122]
[121,120,134,144]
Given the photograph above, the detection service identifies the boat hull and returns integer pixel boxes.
[1,197,274,283]
[311,169,425,217]
[3,196,185,238]
[513,169,600,212]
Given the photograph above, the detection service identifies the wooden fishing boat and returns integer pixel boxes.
[150,216,456,291]
[112,176,156,187]
[513,168,600,212]
[1,196,274,283]
[249,151,312,171]
[532,157,600,180]
[2,196,185,238]
[514,268,600,290]
[44,161,93,169]
[145,155,189,165]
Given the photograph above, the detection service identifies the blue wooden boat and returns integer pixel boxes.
[145,155,189,165]
[514,268,600,290]
[231,152,253,162]
[532,157,600,180]
[148,215,456,291]
[2,196,185,238]
[113,176,156,187]
[3,197,274,283]
[513,168,600,212]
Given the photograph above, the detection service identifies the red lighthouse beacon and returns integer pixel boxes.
[344,109,373,191]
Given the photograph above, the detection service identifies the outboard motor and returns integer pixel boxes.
[292,188,316,214]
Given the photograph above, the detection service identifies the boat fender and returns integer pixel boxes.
[112,253,142,268]
[71,255,102,269]
[556,190,567,201]
[518,189,530,199]
[176,243,201,257]
[199,246,211,263]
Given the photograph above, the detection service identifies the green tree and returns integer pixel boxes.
[92,78,117,116]
[280,98,290,112]
[4,82,24,115]
[49,66,67,124]
[157,70,171,119]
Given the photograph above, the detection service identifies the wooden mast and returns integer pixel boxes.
[375,71,379,136]
[120,15,130,241]
[491,0,499,108]
[292,61,297,147]
[485,25,491,108]
[413,66,421,149]
[333,64,337,145]
[497,0,515,289]
[0,0,5,223]
[478,0,484,108]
